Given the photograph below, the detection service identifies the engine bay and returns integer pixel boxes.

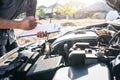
[0,23,120,80]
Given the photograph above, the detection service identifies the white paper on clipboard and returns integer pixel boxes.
[18,23,61,38]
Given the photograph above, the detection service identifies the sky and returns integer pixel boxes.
[37,0,105,7]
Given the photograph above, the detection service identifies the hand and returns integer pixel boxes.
[37,31,47,38]
[19,16,37,30]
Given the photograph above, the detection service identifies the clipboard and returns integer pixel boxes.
[18,23,61,38]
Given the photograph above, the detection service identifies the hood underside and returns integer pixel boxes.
[105,0,120,11]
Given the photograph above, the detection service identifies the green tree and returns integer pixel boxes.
[36,7,40,19]
[57,3,76,20]
[36,7,45,20]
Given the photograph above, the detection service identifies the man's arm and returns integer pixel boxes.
[0,16,47,38]
[0,16,37,30]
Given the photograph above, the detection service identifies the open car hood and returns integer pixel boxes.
[105,0,120,11]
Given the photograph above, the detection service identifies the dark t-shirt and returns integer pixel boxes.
[0,0,37,45]
[0,0,37,19]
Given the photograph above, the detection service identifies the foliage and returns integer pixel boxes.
[36,7,40,18]
[56,3,76,19]
[36,7,45,19]
[92,12,106,19]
